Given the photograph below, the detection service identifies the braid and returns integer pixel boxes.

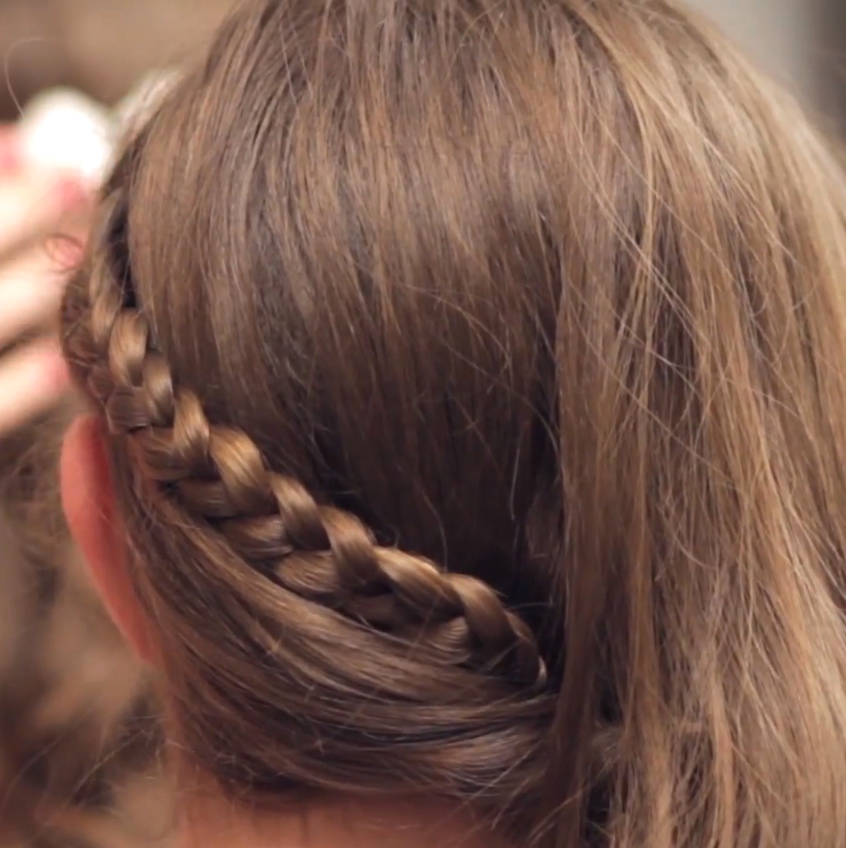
[63,194,547,690]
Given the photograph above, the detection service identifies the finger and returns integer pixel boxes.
[0,339,70,436]
[0,172,88,255]
[0,247,71,348]
[0,127,22,175]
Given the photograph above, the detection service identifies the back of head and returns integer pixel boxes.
[61,1,846,846]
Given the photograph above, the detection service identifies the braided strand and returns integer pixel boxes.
[64,200,547,689]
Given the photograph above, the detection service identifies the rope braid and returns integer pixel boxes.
[62,192,548,690]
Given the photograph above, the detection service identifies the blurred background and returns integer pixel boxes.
[0,0,842,124]
[688,0,846,128]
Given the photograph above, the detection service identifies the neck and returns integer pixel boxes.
[179,787,511,848]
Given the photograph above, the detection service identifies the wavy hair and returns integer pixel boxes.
[61,1,846,846]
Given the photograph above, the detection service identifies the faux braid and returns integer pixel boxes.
[63,193,547,690]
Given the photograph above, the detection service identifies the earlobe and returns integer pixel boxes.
[60,415,153,662]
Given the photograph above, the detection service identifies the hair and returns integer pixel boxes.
[59,0,846,846]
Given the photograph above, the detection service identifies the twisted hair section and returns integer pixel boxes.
[63,193,547,689]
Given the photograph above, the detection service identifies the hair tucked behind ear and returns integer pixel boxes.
[61,1,846,846]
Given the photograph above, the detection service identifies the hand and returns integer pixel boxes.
[0,132,89,437]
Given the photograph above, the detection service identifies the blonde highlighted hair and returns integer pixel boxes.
[62,1,846,846]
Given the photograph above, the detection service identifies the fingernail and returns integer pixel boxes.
[48,235,85,269]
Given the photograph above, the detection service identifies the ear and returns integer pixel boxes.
[61,415,152,662]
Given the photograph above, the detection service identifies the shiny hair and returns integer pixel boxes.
[61,1,846,846]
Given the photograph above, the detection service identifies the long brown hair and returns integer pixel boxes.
[60,1,846,846]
